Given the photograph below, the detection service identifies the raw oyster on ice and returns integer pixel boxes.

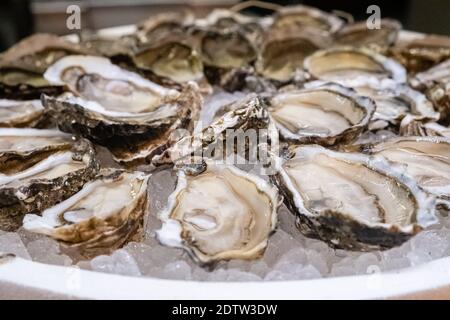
[273,145,436,251]
[0,128,99,231]
[157,160,279,264]
[23,169,149,258]
[42,55,202,166]
[267,83,375,146]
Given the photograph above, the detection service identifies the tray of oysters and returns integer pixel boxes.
[0,3,449,281]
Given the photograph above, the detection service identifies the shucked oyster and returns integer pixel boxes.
[255,29,328,82]
[157,160,279,264]
[334,19,401,53]
[43,55,202,166]
[304,47,407,87]
[409,59,450,125]
[0,128,98,231]
[0,34,85,99]
[352,83,439,131]
[358,137,450,204]
[274,145,436,251]
[0,99,47,128]
[391,34,450,73]
[132,35,204,84]
[23,169,149,258]
[267,83,375,146]
[271,5,343,35]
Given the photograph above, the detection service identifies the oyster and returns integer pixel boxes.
[132,36,204,83]
[0,99,47,128]
[334,19,401,53]
[391,34,450,73]
[410,59,450,125]
[157,160,279,264]
[23,169,149,258]
[137,11,195,44]
[42,55,202,166]
[304,47,407,87]
[353,83,439,131]
[359,137,450,202]
[399,115,450,138]
[273,144,436,251]
[271,5,343,35]
[152,95,275,167]
[255,29,329,82]
[267,83,375,146]
[0,128,99,231]
[0,33,85,99]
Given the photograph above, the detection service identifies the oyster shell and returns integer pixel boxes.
[271,5,343,35]
[334,19,401,53]
[399,115,450,138]
[0,99,47,128]
[267,83,375,146]
[273,144,436,251]
[0,128,99,231]
[359,136,450,202]
[353,83,439,131]
[304,47,407,87]
[410,59,450,125]
[23,169,149,258]
[152,95,275,167]
[255,29,329,82]
[42,55,202,166]
[156,160,279,264]
[391,34,450,73]
[0,34,85,99]
[132,37,204,83]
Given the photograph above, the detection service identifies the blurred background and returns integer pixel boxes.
[1,0,450,51]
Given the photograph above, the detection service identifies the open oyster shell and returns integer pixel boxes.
[0,34,86,99]
[42,55,202,166]
[23,169,149,258]
[0,99,47,128]
[271,5,343,35]
[409,59,450,125]
[334,19,401,53]
[0,128,99,231]
[391,34,450,73]
[156,160,279,264]
[353,83,439,131]
[358,136,450,204]
[304,47,407,87]
[273,144,437,251]
[268,83,375,146]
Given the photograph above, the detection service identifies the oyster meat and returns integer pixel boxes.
[0,128,98,231]
[304,47,407,87]
[273,144,436,250]
[42,55,202,166]
[267,83,375,146]
[157,160,279,264]
[0,99,47,128]
[23,169,149,258]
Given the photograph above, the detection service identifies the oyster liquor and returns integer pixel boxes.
[171,304,278,317]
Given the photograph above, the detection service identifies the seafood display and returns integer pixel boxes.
[0,3,449,281]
